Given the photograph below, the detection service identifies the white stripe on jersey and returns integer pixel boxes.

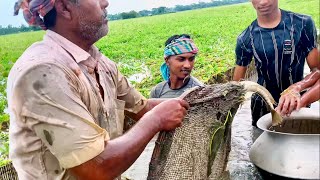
[289,14,295,84]
[279,22,285,91]
[259,29,271,81]
[271,31,280,88]
[249,25,264,76]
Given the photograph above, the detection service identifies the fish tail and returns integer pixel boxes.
[271,109,283,126]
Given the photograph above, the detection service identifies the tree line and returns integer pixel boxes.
[109,0,247,20]
[0,0,247,35]
[0,24,41,36]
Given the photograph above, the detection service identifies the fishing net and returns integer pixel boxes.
[148,82,246,180]
[0,162,18,180]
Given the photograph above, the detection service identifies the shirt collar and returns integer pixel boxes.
[44,30,102,64]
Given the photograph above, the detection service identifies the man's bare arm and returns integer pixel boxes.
[233,65,247,81]
[276,48,319,115]
[306,48,320,70]
[125,98,166,121]
[69,99,189,180]
[300,79,320,108]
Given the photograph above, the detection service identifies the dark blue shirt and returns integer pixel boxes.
[236,9,317,102]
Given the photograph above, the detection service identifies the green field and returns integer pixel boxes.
[0,0,319,164]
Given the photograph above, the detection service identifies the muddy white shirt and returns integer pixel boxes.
[7,30,147,180]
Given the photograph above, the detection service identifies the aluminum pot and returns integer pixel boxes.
[249,108,320,179]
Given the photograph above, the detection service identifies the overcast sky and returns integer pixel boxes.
[0,0,212,27]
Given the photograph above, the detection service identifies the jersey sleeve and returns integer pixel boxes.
[300,16,318,55]
[235,31,253,67]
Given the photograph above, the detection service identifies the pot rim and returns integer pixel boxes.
[257,108,320,135]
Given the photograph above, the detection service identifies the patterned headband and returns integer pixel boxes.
[164,37,199,59]
[161,37,199,81]
[14,0,56,30]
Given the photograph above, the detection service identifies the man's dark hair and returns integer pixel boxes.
[165,34,191,46]
[43,0,79,29]
[43,7,57,29]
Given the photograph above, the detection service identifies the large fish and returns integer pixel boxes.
[147,81,281,180]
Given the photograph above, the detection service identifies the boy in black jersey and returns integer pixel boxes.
[233,0,319,126]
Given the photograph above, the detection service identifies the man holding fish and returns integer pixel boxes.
[233,0,319,125]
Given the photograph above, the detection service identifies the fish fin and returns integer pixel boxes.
[271,109,283,126]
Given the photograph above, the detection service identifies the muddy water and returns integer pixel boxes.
[269,118,320,134]
[226,93,263,180]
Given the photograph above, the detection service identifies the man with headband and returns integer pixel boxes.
[150,34,203,99]
[8,0,189,179]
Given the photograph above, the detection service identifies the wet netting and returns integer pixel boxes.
[0,162,18,180]
[148,82,246,180]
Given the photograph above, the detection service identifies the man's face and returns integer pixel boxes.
[75,0,109,42]
[251,0,278,16]
[167,52,196,80]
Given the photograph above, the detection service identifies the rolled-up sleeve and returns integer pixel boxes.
[301,16,317,55]
[235,37,253,67]
[12,63,108,168]
[116,69,147,114]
